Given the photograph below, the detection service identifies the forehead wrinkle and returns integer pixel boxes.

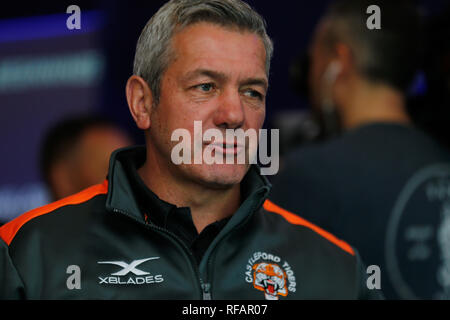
[239,77,268,91]
[181,68,267,91]
[181,68,229,83]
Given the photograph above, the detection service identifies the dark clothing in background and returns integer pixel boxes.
[270,123,450,299]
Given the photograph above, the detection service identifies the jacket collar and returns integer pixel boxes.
[105,146,272,224]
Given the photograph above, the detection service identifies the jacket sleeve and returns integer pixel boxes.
[354,249,384,300]
[0,238,25,299]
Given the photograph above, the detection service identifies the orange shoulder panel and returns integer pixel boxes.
[263,199,355,256]
[0,180,108,246]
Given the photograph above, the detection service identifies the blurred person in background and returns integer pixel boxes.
[270,0,450,299]
[40,115,133,201]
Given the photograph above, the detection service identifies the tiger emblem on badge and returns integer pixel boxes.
[252,262,288,300]
[245,251,296,300]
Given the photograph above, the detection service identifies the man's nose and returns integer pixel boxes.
[213,88,245,129]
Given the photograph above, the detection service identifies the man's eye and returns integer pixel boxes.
[243,89,264,100]
[196,83,215,92]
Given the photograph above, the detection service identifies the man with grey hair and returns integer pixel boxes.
[0,0,380,299]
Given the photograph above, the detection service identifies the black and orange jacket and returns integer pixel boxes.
[0,146,381,299]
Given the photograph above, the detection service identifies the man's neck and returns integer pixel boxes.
[339,81,411,130]
[138,154,241,234]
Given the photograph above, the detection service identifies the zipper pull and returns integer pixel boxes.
[201,283,212,300]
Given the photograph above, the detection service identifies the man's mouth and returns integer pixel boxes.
[205,141,245,156]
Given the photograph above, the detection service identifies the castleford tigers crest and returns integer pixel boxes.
[245,251,296,300]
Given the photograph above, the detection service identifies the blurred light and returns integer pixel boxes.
[0,50,105,92]
[0,10,105,43]
[0,183,50,223]
[408,71,428,97]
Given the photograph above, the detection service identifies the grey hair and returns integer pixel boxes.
[133,0,274,105]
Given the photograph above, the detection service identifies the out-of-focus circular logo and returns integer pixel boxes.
[386,164,450,299]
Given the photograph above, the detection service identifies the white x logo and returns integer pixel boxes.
[98,257,159,276]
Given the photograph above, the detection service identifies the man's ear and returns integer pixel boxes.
[334,43,355,77]
[126,75,153,130]
[50,160,77,200]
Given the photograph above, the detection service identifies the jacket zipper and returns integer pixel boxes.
[204,196,265,294]
[147,223,212,300]
[112,208,211,300]
[201,282,211,300]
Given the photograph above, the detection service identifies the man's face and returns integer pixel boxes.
[148,22,268,189]
[76,126,132,187]
[308,20,333,110]
[52,126,132,200]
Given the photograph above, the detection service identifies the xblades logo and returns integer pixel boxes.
[98,257,158,276]
[98,257,164,285]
